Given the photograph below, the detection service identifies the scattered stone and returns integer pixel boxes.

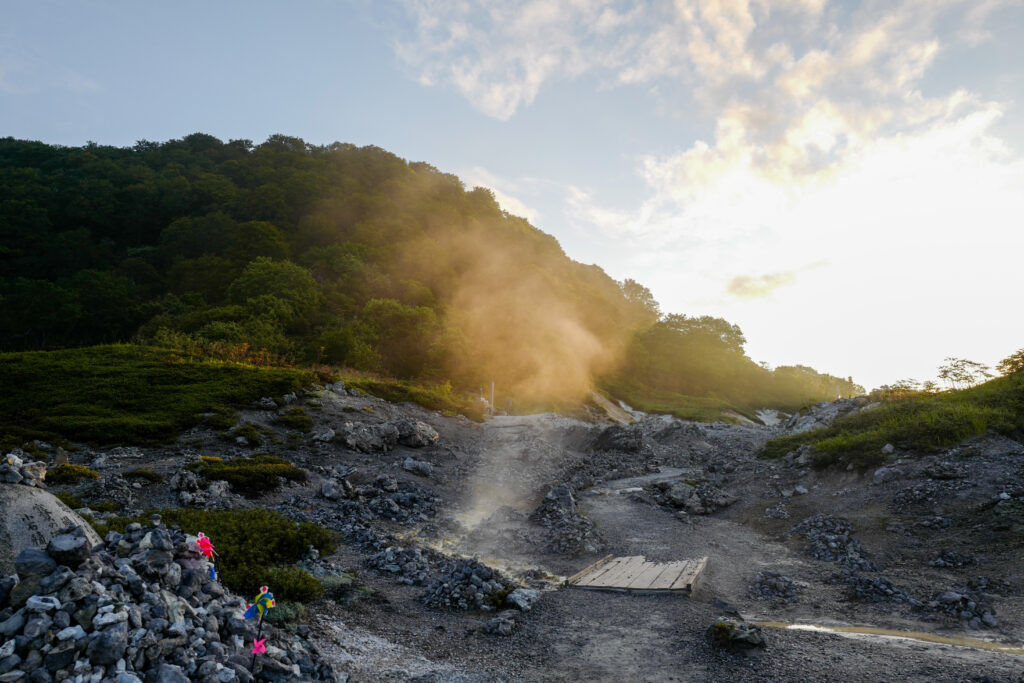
[402,457,434,477]
[750,570,800,604]
[789,514,880,571]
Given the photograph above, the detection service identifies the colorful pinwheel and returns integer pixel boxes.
[244,585,275,671]
[242,585,275,621]
[196,532,217,580]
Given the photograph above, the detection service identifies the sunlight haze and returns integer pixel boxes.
[2,0,1022,391]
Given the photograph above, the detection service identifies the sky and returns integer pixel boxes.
[2,0,1023,391]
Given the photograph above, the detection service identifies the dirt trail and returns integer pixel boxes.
[448,414,1024,682]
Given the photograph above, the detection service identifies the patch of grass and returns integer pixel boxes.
[764,372,1024,468]
[185,454,307,496]
[262,566,322,602]
[123,467,162,483]
[227,423,264,446]
[46,464,100,485]
[158,508,333,602]
[598,376,746,423]
[274,407,313,432]
[264,600,307,626]
[54,491,85,509]
[319,572,370,603]
[89,508,333,602]
[0,345,313,446]
[337,373,486,421]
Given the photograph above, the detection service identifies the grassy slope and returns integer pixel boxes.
[338,374,486,422]
[0,345,313,447]
[599,376,752,423]
[764,372,1024,468]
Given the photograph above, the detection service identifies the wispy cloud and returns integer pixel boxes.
[727,271,797,299]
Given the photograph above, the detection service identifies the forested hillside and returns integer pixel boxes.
[0,134,862,412]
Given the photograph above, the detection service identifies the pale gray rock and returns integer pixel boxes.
[0,487,101,576]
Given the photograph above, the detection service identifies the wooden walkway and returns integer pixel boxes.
[565,555,707,594]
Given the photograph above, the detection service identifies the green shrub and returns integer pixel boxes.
[274,407,313,432]
[228,423,263,446]
[262,566,322,602]
[0,345,313,446]
[54,491,84,509]
[123,467,162,483]
[186,454,306,496]
[156,507,334,601]
[264,601,307,626]
[320,572,370,604]
[764,372,1024,468]
[47,464,100,485]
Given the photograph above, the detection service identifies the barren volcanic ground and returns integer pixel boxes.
[43,385,1024,682]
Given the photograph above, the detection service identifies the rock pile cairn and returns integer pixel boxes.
[750,570,800,605]
[789,514,880,571]
[0,452,47,487]
[0,519,340,682]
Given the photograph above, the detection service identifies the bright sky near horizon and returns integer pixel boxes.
[2,0,1023,391]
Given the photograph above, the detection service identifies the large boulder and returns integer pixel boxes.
[394,418,439,447]
[0,485,102,576]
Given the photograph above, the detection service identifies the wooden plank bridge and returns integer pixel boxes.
[565,555,707,594]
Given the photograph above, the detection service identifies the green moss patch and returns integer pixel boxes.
[0,345,313,446]
[273,407,313,432]
[47,464,100,485]
[186,454,307,496]
[764,372,1024,468]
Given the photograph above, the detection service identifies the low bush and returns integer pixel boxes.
[764,372,1024,468]
[156,508,334,601]
[274,407,313,432]
[186,454,307,496]
[227,423,263,446]
[0,345,313,446]
[123,467,163,483]
[47,464,100,485]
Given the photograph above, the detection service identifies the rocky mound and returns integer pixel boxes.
[0,519,338,682]
[0,455,103,577]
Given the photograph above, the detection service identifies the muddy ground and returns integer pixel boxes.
[65,387,1024,682]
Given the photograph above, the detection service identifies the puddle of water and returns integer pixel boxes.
[754,621,1024,655]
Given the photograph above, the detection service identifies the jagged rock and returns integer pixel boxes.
[45,526,93,568]
[709,617,766,649]
[338,422,399,453]
[402,457,433,477]
[0,485,103,575]
[311,427,335,443]
[395,419,439,447]
[321,478,345,500]
[169,470,199,492]
[506,588,541,611]
[483,610,517,636]
[14,549,56,580]
[252,397,278,410]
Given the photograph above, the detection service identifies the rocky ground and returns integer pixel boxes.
[2,386,1023,682]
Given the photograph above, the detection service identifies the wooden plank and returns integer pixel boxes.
[565,557,610,589]
[573,556,631,585]
[621,560,675,590]
[669,557,707,591]
[646,561,694,590]
[578,556,648,587]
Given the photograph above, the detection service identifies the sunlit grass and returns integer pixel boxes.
[598,376,748,423]
[0,345,312,447]
[764,371,1023,467]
